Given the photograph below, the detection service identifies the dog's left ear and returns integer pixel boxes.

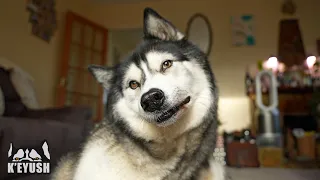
[88,65,114,90]
[143,7,184,41]
[42,140,50,160]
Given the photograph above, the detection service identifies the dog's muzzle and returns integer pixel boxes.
[141,88,165,112]
[156,96,191,124]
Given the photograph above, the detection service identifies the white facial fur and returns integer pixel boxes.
[141,52,191,107]
[121,64,143,113]
[115,51,213,142]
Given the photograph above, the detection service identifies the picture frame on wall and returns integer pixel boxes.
[26,0,57,43]
[231,15,255,46]
[186,13,213,57]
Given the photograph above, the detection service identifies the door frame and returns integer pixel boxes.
[56,11,108,121]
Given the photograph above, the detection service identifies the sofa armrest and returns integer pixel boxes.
[19,106,92,125]
[0,116,85,179]
[0,116,83,153]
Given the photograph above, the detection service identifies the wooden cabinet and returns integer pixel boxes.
[248,88,313,136]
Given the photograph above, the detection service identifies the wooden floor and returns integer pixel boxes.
[226,167,320,180]
[282,159,320,169]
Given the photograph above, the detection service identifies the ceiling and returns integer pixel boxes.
[93,0,162,3]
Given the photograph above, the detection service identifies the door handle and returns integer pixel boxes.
[59,77,66,87]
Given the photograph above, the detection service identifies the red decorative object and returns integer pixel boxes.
[278,19,306,67]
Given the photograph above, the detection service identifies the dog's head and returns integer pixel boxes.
[89,8,217,141]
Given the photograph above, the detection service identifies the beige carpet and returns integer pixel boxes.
[226,167,320,180]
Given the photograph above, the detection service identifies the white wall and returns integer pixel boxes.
[0,0,92,107]
[108,28,143,65]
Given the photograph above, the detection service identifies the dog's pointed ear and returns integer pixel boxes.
[143,7,184,41]
[8,143,13,157]
[42,140,50,160]
[88,65,114,90]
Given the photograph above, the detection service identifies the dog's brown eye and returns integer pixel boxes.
[129,81,140,89]
[162,60,173,71]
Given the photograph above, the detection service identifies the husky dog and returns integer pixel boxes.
[52,8,223,180]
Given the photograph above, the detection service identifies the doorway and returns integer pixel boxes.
[56,11,108,121]
[103,28,143,115]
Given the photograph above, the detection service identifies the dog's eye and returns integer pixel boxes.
[129,81,140,89]
[15,157,19,160]
[162,60,173,71]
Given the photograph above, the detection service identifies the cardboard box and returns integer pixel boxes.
[297,132,316,159]
[317,143,320,159]
[258,147,283,167]
[226,142,259,167]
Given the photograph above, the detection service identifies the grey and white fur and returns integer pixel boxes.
[51,8,224,180]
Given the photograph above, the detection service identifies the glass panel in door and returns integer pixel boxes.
[61,14,106,121]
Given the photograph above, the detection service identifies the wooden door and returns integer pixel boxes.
[56,11,107,122]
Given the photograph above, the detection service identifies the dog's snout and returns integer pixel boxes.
[141,88,165,112]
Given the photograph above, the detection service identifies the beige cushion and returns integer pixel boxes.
[10,67,39,109]
[0,57,39,109]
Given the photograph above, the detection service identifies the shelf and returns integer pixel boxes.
[247,87,316,96]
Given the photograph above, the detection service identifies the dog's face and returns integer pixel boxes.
[89,8,216,141]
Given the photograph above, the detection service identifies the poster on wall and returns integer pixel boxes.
[26,0,57,43]
[231,15,255,46]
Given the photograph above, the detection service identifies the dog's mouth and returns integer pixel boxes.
[156,96,191,124]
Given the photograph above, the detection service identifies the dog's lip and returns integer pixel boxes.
[156,96,191,124]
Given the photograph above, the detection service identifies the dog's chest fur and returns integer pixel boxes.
[72,122,210,180]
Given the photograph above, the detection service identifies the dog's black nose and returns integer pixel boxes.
[141,88,165,112]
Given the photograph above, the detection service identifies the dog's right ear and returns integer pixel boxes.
[42,140,50,160]
[143,7,184,41]
[88,65,114,90]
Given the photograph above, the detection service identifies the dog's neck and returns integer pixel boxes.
[106,108,213,160]
[146,135,187,160]
[138,120,210,160]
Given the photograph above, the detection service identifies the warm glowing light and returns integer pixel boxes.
[306,56,317,69]
[265,56,279,72]
[278,62,286,73]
